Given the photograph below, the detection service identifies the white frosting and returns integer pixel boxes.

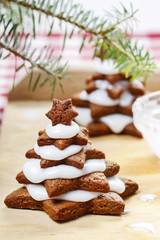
[82,88,134,107]
[26,185,102,202]
[23,157,125,196]
[114,80,129,88]
[132,79,144,88]
[95,59,119,75]
[46,121,80,139]
[129,222,156,233]
[23,158,106,183]
[75,107,92,126]
[88,89,119,106]
[122,209,130,215]
[108,175,125,194]
[26,175,125,201]
[26,184,48,201]
[79,90,89,101]
[119,91,134,107]
[138,194,158,201]
[34,142,83,161]
[100,114,132,133]
[94,80,112,90]
[95,79,129,91]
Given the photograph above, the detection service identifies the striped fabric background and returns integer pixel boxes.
[0,32,160,130]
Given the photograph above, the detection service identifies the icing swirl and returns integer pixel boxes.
[34,142,83,161]
[26,175,125,201]
[23,158,106,183]
[46,121,80,139]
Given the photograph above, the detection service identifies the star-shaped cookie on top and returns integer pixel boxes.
[46,98,78,126]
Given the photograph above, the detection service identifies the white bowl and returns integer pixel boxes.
[132,91,160,158]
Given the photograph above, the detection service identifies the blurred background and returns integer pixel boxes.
[0,0,160,129]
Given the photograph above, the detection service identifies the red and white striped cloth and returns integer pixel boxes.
[0,33,160,130]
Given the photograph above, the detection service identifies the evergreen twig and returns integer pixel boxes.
[0,0,156,95]
[0,14,69,94]
[4,0,155,81]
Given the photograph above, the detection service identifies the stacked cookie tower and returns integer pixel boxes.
[5,99,138,221]
[72,62,145,137]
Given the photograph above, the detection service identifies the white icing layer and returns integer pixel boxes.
[122,209,130,215]
[114,80,129,89]
[95,79,129,91]
[138,194,158,201]
[78,78,134,109]
[95,59,119,75]
[75,107,92,126]
[79,90,89,101]
[26,185,101,202]
[26,175,125,201]
[108,175,125,194]
[34,142,83,161]
[46,121,79,139]
[23,158,106,183]
[132,79,144,88]
[85,89,134,107]
[100,114,132,133]
[129,222,156,233]
[94,80,112,90]
[119,91,134,107]
[88,89,119,106]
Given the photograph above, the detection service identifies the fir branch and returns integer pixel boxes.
[6,0,135,36]
[0,14,69,94]
[96,30,155,81]
[0,40,65,78]
[4,0,156,81]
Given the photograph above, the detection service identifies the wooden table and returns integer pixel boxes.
[0,101,160,240]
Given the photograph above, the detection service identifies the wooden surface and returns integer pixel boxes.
[0,101,160,240]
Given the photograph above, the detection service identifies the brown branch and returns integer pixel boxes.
[0,41,63,77]
[7,0,135,61]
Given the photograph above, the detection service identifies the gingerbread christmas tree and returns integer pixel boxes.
[5,99,138,221]
[72,62,145,137]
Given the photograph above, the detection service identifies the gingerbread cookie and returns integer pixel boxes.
[5,98,138,221]
[72,66,145,137]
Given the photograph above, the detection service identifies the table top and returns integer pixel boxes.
[0,101,160,240]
